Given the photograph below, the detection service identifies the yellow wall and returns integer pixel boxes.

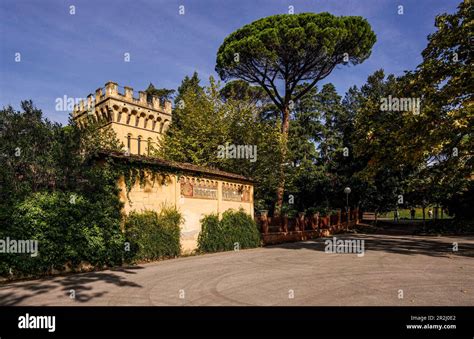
[109,121,164,155]
[118,173,254,254]
[72,82,255,254]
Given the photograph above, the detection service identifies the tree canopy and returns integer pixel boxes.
[216,13,376,109]
[215,12,376,213]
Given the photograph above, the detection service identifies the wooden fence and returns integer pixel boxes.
[257,209,362,245]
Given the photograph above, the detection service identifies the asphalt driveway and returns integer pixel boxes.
[1,233,473,306]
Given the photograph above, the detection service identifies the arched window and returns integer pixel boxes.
[147,138,152,156]
[127,134,132,154]
[137,136,142,155]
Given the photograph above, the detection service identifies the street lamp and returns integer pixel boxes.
[344,187,351,231]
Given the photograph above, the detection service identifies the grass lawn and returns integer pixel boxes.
[379,207,453,220]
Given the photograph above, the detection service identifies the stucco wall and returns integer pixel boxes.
[118,174,254,253]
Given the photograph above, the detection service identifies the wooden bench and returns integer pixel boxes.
[362,212,376,221]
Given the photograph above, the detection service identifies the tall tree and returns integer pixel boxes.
[172,72,205,129]
[215,12,376,214]
[351,70,409,213]
[400,0,473,218]
[285,85,324,212]
[145,83,175,106]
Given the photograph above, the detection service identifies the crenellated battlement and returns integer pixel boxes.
[72,81,172,118]
[72,81,173,156]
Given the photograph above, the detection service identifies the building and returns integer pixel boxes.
[72,81,255,253]
[72,81,172,156]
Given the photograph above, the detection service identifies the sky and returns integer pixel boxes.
[0,0,461,125]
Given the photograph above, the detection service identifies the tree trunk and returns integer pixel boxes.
[275,105,290,216]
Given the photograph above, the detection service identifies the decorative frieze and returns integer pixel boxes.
[180,177,218,200]
[179,177,251,202]
[222,183,251,202]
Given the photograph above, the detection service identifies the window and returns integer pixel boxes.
[127,134,131,154]
[147,138,152,156]
[137,136,142,155]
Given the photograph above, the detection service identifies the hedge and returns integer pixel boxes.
[0,191,125,278]
[124,207,182,261]
[197,208,261,253]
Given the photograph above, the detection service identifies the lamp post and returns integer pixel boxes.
[344,187,351,231]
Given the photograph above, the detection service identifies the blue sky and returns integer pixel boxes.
[0,0,461,125]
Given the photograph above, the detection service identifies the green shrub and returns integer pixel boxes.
[0,191,125,277]
[197,214,224,253]
[280,204,298,218]
[124,207,182,261]
[198,208,261,253]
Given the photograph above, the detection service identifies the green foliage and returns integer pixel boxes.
[0,101,122,209]
[160,5,471,220]
[156,73,282,207]
[216,12,376,212]
[172,72,205,130]
[281,204,298,218]
[198,209,261,253]
[0,192,125,277]
[400,1,472,218]
[0,101,66,208]
[124,207,182,261]
[306,206,331,217]
[220,80,268,105]
[285,83,360,213]
[145,83,175,106]
[378,207,453,220]
[1,3,471,282]
[216,13,376,99]
[156,76,230,166]
[0,101,126,278]
[349,1,472,218]
[349,70,412,213]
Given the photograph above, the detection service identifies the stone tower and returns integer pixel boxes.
[72,81,172,155]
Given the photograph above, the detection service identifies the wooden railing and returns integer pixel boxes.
[257,209,362,245]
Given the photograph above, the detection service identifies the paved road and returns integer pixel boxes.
[1,233,473,306]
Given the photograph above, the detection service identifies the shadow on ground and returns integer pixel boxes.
[0,266,144,306]
[271,229,474,258]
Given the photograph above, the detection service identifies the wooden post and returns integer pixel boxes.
[298,212,305,232]
[282,215,288,233]
[311,213,318,231]
[260,211,269,234]
[316,212,321,235]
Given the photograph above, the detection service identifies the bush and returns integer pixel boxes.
[124,207,182,261]
[198,208,261,253]
[0,191,125,277]
[280,204,298,218]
